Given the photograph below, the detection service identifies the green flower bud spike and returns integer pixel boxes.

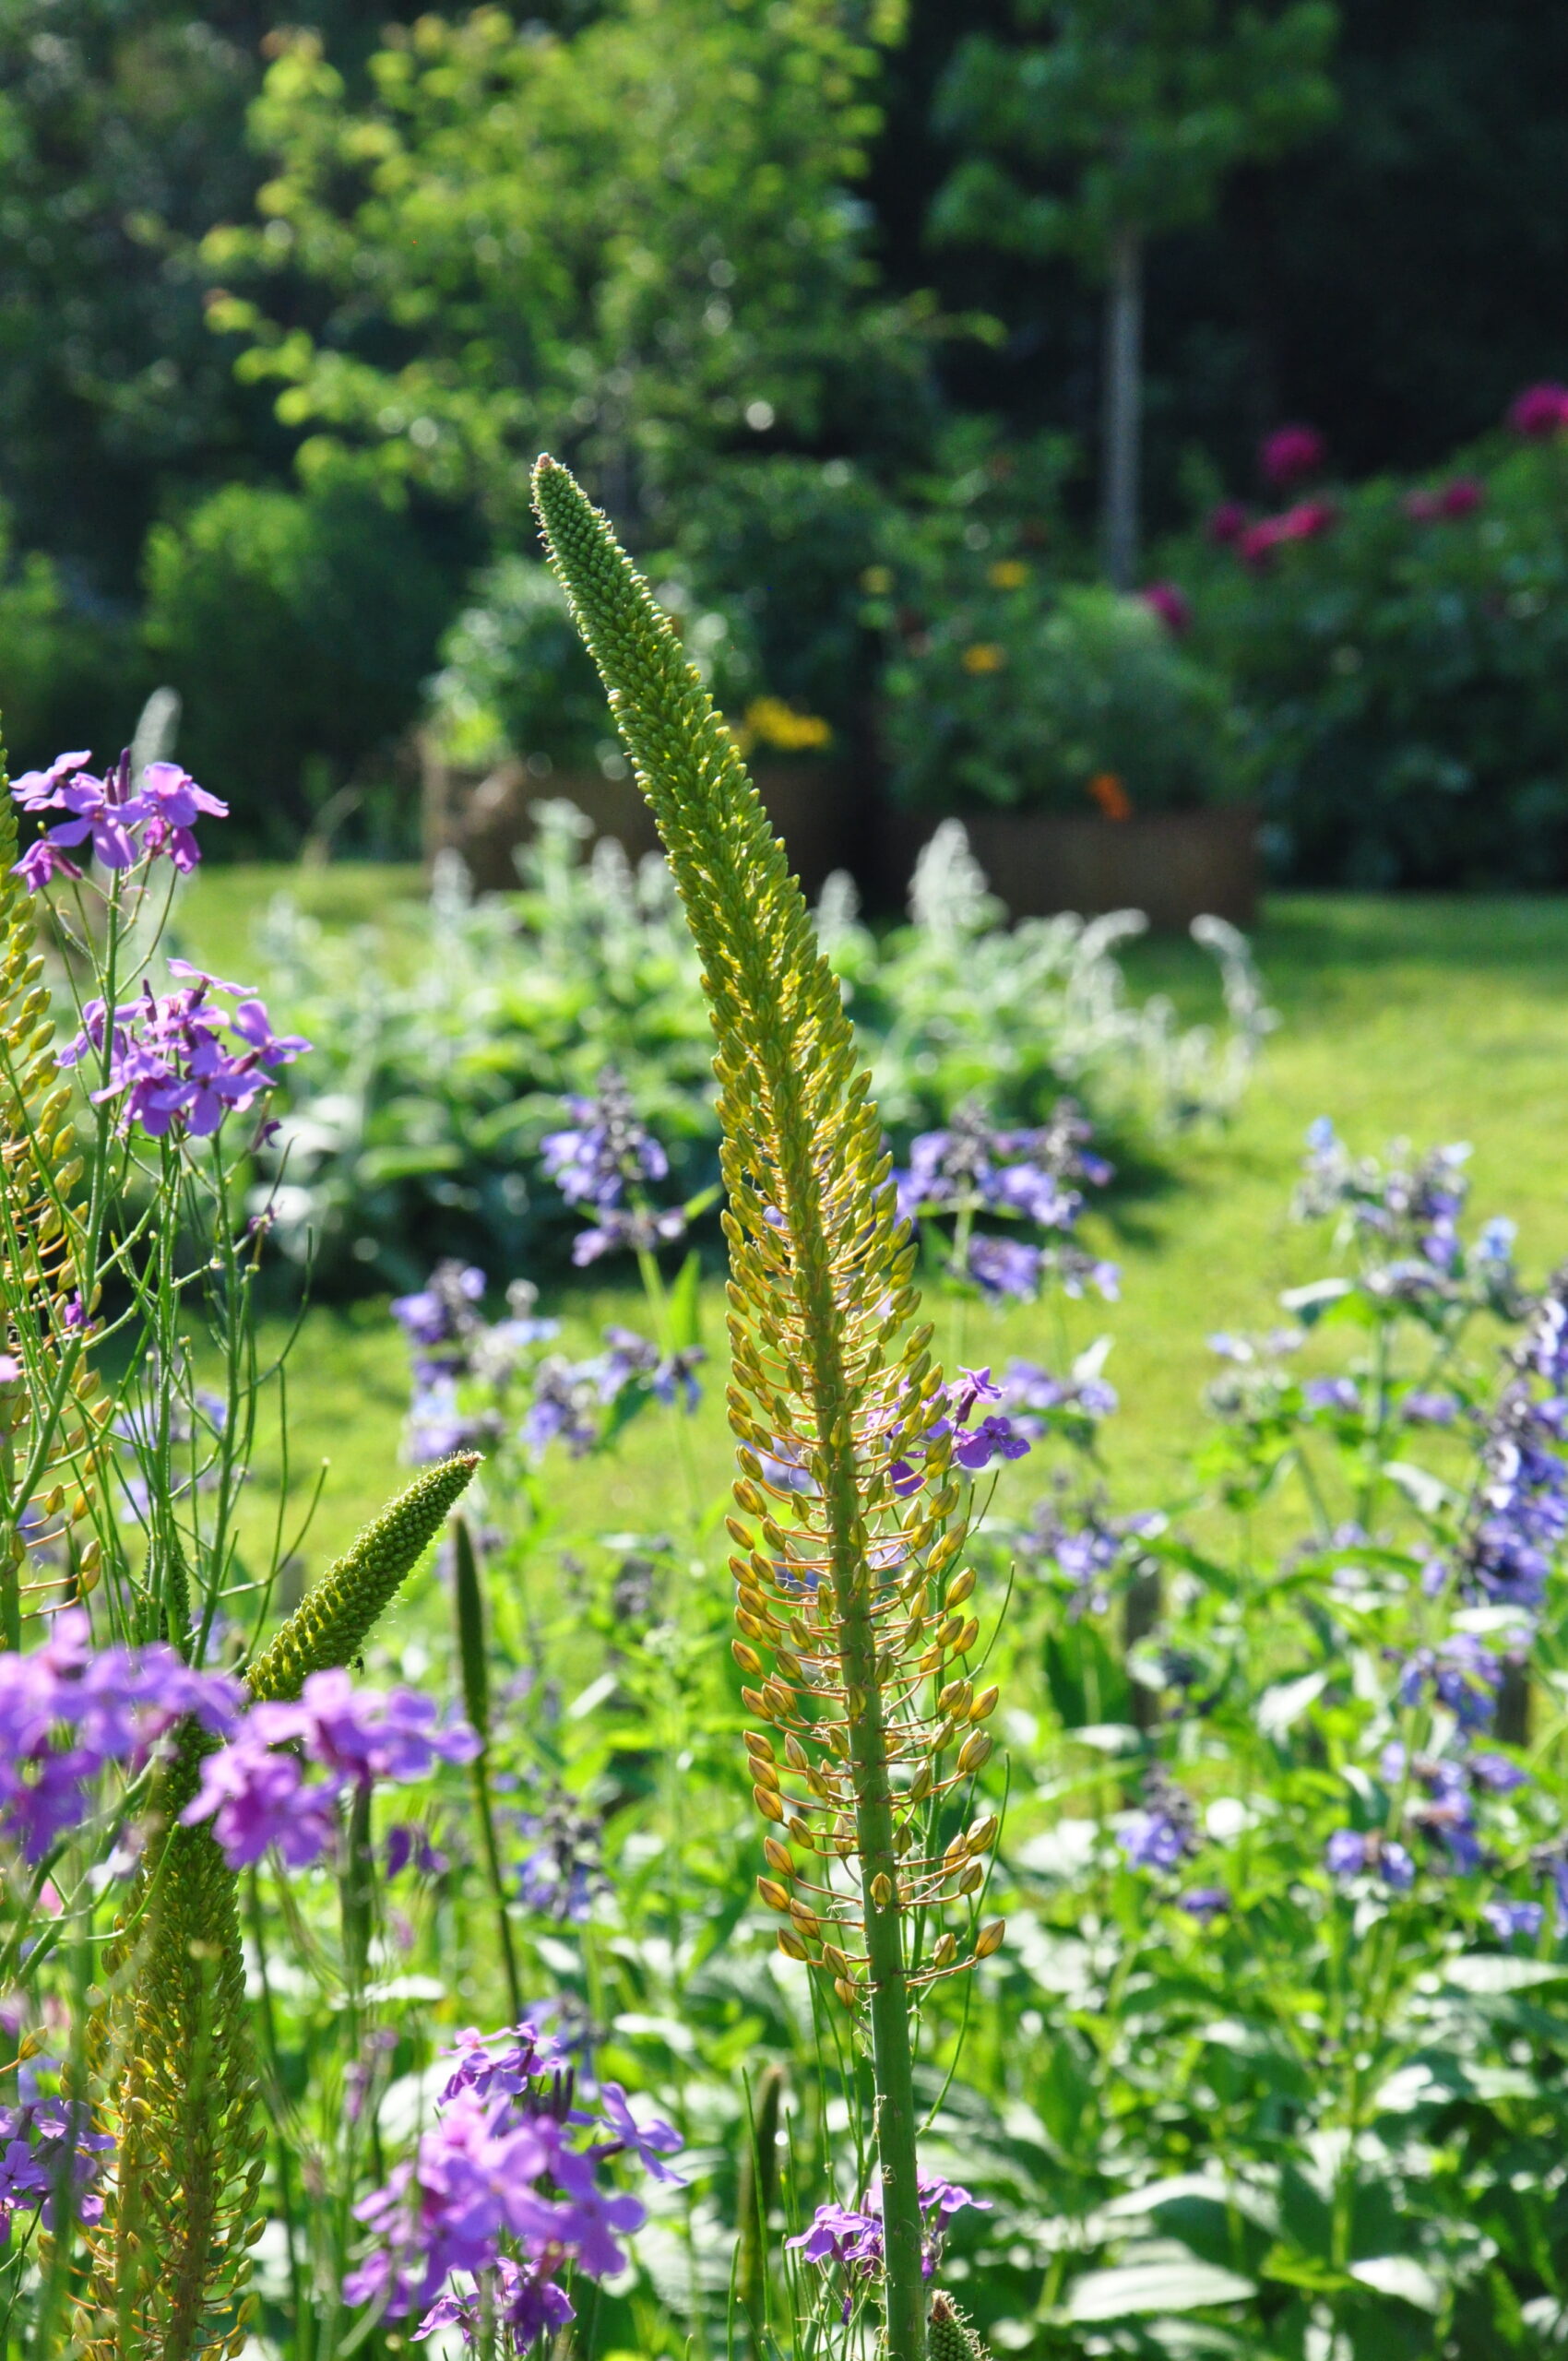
[929,2292,994,2361]
[80,1452,478,2353]
[534,455,1007,2361]
[77,1729,264,2361]
[245,1450,480,1702]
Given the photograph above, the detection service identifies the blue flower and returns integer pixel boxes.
[1483,1897,1543,1941]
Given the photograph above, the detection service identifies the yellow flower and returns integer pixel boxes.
[987,559,1029,589]
[742,696,834,752]
[960,643,1006,675]
[860,564,894,594]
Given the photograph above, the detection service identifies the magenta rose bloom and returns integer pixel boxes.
[1206,498,1249,547]
[1507,383,1568,438]
[1260,423,1325,491]
[1139,581,1191,635]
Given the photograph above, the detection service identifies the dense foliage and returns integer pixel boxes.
[3,0,1568,874]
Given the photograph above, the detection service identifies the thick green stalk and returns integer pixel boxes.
[533,456,944,2361]
[453,1513,525,2023]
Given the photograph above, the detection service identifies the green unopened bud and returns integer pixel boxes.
[247,1453,480,1702]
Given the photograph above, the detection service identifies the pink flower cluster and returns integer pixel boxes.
[181,1667,480,1869]
[1139,581,1191,635]
[344,2018,682,2353]
[1207,491,1338,568]
[0,1619,477,1875]
[58,964,310,1139]
[0,1610,242,1863]
[11,751,227,891]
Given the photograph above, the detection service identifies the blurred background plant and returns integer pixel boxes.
[245,804,1273,1291]
[4,0,1568,884]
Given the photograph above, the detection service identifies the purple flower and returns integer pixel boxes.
[787,2173,987,2314]
[595,2084,685,2186]
[181,1670,478,1870]
[135,762,228,872]
[8,749,227,891]
[1396,1636,1500,1730]
[385,1821,448,1880]
[511,1788,606,1923]
[343,2017,677,2351]
[1178,1886,1229,1924]
[58,969,309,1140]
[1470,1751,1528,1794]
[1402,1391,1458,1427]
[392,1263,486,1348]
[0,2098,113,2241]
[965,1234,1043,1301]
[1484,1898,1544,1941]
[1324,1829,1415,1890]
[10,751,93,812]
[571,1204,688,1267]
[1305,1376,1360,1416]
[1260,422,1325,490]
[540,1068,667,1211]
[952,1413,1030,1474]
[892,1365,1033,1492]
[895,1098,1109,1231]
[1122,1771,1197,1874]
[0,1613,242,1861]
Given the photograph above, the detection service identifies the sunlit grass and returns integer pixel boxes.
[181,870,1568,1589]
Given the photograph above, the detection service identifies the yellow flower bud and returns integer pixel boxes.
[974,1919,1006,1959]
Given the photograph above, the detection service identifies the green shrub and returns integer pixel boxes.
[878,573,1250,816]
[1169,432,1568,885]
[425,552,761,773]
[0,504,147,771]
[654,455,893,739]
[143,478,457,851]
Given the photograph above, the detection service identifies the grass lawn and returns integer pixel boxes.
[175,871,1568,1580]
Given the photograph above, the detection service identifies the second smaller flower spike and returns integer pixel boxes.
[245,1453,481,1703]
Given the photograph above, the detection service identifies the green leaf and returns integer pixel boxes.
[667,1247,703,1351]
[1348,2257,1443,2313]
[1277,1276,1355,1321]
[1256,1668,1328,1738]
[356,1141,466,1184]
[1442,1955,1568,1996]
[1063,2261,1256,2319]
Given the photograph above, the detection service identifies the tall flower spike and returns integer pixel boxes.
[0,742,105,1637]
[534,456,1004,2361]
[245,1451,480,1702]
[77,1728,266,2361]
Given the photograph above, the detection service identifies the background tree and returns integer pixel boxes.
[204,0,926,537]
[928,0,1337,585]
